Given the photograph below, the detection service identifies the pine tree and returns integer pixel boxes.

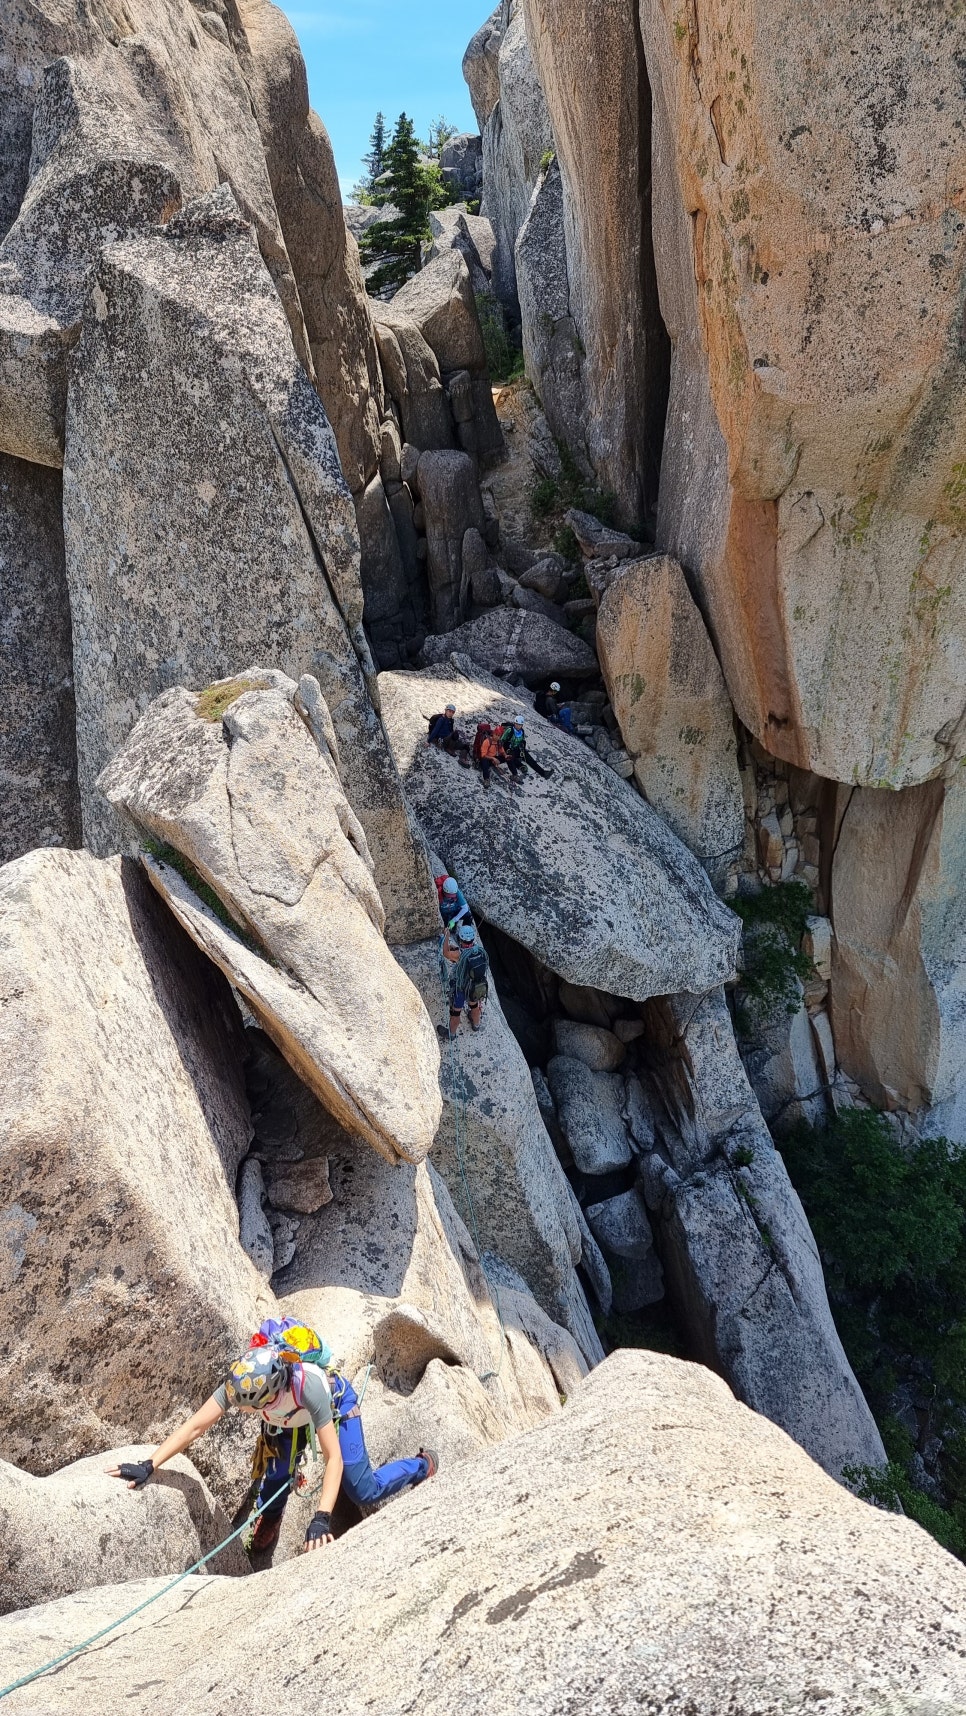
[351,111,388,204]
[359,113,433,297]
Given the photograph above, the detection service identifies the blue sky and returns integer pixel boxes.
[278,3,487,200]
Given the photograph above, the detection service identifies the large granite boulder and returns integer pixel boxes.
[3,1352,964,1712]
[641,989,885,1477]
[596,554,744,879]
[395,940,601,1367]
[62,186,435,943]
[0,849,271,1501]
[473,2,554,315]
[99,676,442,1165]
[830,774,966,1136]
[0,1447,248,1615]
[462,5,503,130]
[545,1057,633,1175]
[416,450,485,632]
[0,0,311,468]
[380,662,740,1002]
[419,609,598,682]
[520,0,668,522]
[0,453,80,862]
[440,133,484,204]
[638,0,966,787]
[390,252,504,464]
[515,157,589,477]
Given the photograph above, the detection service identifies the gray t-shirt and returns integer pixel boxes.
[213,1364,334,1430]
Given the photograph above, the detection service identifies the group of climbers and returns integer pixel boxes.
[427,680,569,794]
[109,1317,437,1556]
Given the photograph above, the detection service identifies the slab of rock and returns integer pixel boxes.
[440,133,483,203]
[462,5,504,129]
[0,849,270,1501]
[830,774,966,1135]
[416,451,484,633]
[395,941,600,1367]
[99,677,441,1166]
[597,555,745,878]
[474,3,554,312]
[373,305,456,452]
[546,1057,633,1175]
[566,509,640,561]
[643,988,885,1477]
[380,662,740,1001]
[741,990,827,1132]
[419,609,598,683]
[62,186,435,943]
[552,1020,626,1071]
[354,471,409,627]
[516,159,590,477]
[0,453,80,862]
[0,1446,248,1615]
[5,1350,966,1713]
[638,0,966,787]
[237,1156,275,1278]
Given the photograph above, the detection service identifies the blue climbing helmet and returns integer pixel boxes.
[458,923,476,945]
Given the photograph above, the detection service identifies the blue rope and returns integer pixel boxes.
[440,948,507,1383]
[0,1473,296,1702]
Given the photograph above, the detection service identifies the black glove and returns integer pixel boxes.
[117,1459,154,1488]
[304,1510,332,1545]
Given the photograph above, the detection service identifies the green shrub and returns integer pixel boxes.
[780,1106,966,1559]
[843,1461,966,1559]
[475,294,524,384]
[142,837,271,962]
[732,879,815,1027]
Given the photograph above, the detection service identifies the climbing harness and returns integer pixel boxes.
[0,1472,299,1703]
[438,951,507,1385]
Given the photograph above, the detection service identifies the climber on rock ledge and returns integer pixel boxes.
[441,919,490,1038]
[108,1328,437,1556]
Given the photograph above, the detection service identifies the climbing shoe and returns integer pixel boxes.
[250,1513,282,1552]
[418,1448,439,1480]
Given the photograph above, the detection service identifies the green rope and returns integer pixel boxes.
[440,948,507,1383]
[0,1471,297,1703]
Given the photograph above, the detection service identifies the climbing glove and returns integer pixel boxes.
[117,1458,154,1488]
[304,1510,333,1547]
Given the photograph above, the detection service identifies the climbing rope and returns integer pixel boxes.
[0,1472,298,1703]
[439,943,507,1384]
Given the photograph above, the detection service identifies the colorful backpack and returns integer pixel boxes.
[250,1316,336,1405]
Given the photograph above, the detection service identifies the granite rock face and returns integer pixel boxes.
[0,849,269,1500]
[475,2,554,316]
[99,677,442,1165]
[642,988,885,1477]
[3,1352,964,1715]
[830,774,966,1136]
[641,0,966,787]
[390,252,504,465]
[380,662,740,1001]
[395,940,600,1366]
[236,0,384,497]
[521,0,669,521]
[0,0,310,468]
[596,554,744,879]
[0,453,80,862]
[372,306,456,454]
[419,609,597,682]
[0,1446,248,1615]
[515,157,589,476]
[62,188,435,942]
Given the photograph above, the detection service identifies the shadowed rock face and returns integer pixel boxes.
[639,0,966,788]
[0,848,269,1501]
[2,1351,964,1714]
[0,452,80,861]
[380,660,740,1001]
[99,677,442,1165]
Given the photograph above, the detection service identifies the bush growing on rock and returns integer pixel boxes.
[781,1107,966,1557]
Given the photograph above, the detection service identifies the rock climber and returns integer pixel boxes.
[426,704,470,761]
[441,920,490,1036]
[495,718,537,783]
[108,1340,437,1555]
[435,871,472,930]
[534,682,573,733]
[475,722,516,791]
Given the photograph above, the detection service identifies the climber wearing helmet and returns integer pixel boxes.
[441,920,490,1037]
[435,871,472,930]
[534,682,573,733]
[108,1339,437,1556]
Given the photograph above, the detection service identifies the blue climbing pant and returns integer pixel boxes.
[255,1375,428,1520]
